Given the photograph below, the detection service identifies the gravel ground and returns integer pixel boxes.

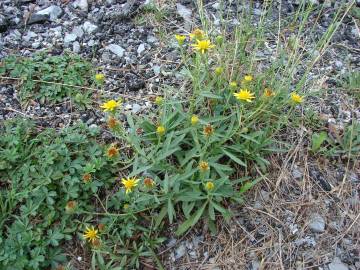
[0,0,359,269]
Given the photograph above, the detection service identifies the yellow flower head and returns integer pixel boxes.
[83,226,99,243]
[82,173,92,183]
[234,89,256,102]
[106,145,119,158]
[121,177,140,194]
[199,161,209,172]
[189,28,205,40]
[291,92,303,104]
[191,39,215,54]
[205,181,215,191]
[243,75,253,82]
[107,117,118,129]
[144,177,155,188]
[203,124,214,137]
[215,67,223,76]
[95,73,105,83]
[191,115,199,125]
[155,96,163,105]
[175,34,186,45]
[100,100,121,112]
[156,125,165,136]
[229,81,238,89]
[264,88,275,97]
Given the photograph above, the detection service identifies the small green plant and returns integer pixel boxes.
[0,53,95,105]
[311,131,328,153]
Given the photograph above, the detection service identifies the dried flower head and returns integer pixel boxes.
[144,177,155,188]
[98,223,105,232]
[189,28,205,40]
[203,124,214,137]
[107,117,118,129]
[106,145,119,158]
[264,88,275,97]
[82,173,92,183]
[199,161,209,172]
[65,200,77,213]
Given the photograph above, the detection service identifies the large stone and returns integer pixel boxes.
[328,257,349,270]
[36,5,63,21]
[106,44,125,58]
[176,4,192,22]
[73,0,89,12]
[308,213,325,233]
[82,21,98,34]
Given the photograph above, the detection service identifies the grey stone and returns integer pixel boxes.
[308,213,325,233]
[83,21,98,34]
[176,4,192,22]
[174,243,186,260]
[36,5,63,21]
[152,65,161,75]
[106,44,125,58]
[23,31,37,42]
[64,33,77,44]
[137,43,145,55]
[328,257,349,270]
[132,104,141,114]
[335,60,343,69]
[27,14,49,24]
[72,26,84,39]
[73,41,80,53]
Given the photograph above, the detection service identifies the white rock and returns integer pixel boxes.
[176,3,192,22]
[106,44,125,58]
[73,0,88,12]
[23,31,37,42]
[308,213,325,233]
[212,2,220,9]
[137,43,146,55]
[83,21,98,34]
[64,33,77,44]
[36,5,62,21]
[174,243,186,260]
[328,257,349,270]
[72,26,84,38]
[132,104,141,114]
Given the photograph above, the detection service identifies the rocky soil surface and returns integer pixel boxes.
[0,0,359,269]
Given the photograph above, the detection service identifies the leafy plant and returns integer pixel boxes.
[0,53,94,105]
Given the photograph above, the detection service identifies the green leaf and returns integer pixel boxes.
[311,131,328,152]
[175,202,207,236]
[222,149,247,167]
[200,92,223,99]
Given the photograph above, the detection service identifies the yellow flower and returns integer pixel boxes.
[234,89,255,102]
[121,177,140,194]
[155,96,163,105]
[191,115,199,125]
[215,67,223,76]
[156,125,165,136]
[144,177,155,188]
[243,75,253,82]
[106,145,119,158]
[229,81,237,89]
[175,34,186,45]
[291,92,303,104]
[100,100,121,112]
[205,181,215,191]
[123,203,130,210]
[95,73,105,83]
[203,124,214,137]
[191,40,215,54]
[264,88,275,97]
[199,161,209,172]
[83,226,99,243]
[189,28,205,40]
